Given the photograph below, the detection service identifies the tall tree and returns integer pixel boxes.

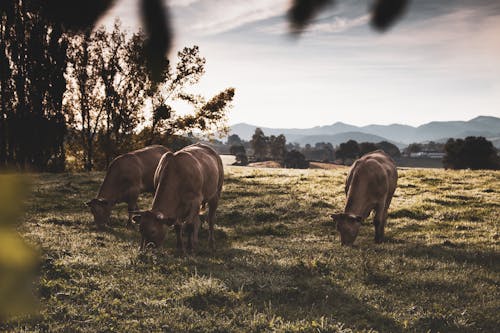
[0,1,68,171]
[65,30,102,171]
[269,134,287,162]
[251,128,268,161]
[227,134,242,147]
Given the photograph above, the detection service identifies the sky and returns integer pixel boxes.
[100,0,500,128]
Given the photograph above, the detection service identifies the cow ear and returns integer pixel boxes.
[132,215,142,224]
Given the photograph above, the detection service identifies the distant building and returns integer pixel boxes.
[409,151,445,159]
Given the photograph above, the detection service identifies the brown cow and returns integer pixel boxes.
[86,145,170,228]
[132,143,224,253]
[331,150,397,245]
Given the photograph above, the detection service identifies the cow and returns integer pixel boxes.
[86,145,170,228]
[132,143,224,253]
[331,150,397,246]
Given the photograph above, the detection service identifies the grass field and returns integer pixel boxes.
[3,166,500,332]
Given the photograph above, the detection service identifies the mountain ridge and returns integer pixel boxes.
[229,116,500,148]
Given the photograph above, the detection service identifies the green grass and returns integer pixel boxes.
[3,167,500,332]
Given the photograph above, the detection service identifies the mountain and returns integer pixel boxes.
[228,116,500,148]
[293,132,403,148]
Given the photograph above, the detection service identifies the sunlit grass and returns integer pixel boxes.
[2,166,499,332]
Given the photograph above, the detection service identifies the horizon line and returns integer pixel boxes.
[228,114,499,129]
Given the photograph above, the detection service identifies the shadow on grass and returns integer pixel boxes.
[403,243,500,273]
[190,247,404,332]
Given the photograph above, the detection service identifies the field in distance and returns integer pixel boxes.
[6,166,499,332]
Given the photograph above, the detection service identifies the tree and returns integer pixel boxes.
[0,1,68,171]
[144,45,234,146]
[230,144,248,166]
[405,143,422,155]
[269,134,287,162]
[64,23,234,171]
[301,142,335,162]
[284,150,309,169]
[251,128,268,161]
[443,137,499,170]
[92,22,148,168]
[227,134,242,147]
[65,30,103,171]
[359,142,378,156]
[336,140,359,164]
[376,141,401,157]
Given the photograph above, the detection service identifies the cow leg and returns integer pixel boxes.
[174,223,185,255]
[185,223,194,253]
[207,199,218,251]
[191,215,201,254]
[127,201,139,229]
[185,201,202,254]
[373,204,387,243]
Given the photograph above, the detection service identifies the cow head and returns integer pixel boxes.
[86,198,111,227]
[132,211,174,249]
[330,213,363,246]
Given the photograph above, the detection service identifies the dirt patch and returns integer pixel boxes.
[248,161,282,168]
[309,162,347,170]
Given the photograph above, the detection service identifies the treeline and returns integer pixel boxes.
[444,137,499,170]
[226,128,401,168]
[226,129,499,170]
[0,2,234,171]
[1,1,67,171]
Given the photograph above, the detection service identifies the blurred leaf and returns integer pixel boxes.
[35,0,116,32]
[140,0,173,83]
[0,175,31,227]
[0,175,38,322]
[288,0,335,32]
[371,0,410,31]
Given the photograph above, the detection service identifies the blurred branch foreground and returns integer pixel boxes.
[0,175,38,322]
[14,0,409,81]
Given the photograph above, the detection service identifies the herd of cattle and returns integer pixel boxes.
[86,143,397,252]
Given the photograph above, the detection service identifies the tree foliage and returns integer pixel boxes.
[443,137,499,170]
[64,25,234,171]
[359,142,378,156]
[250,128,268,162]
[230,144,248,166]
[284,150,309,169]
[376,141,400,157]
[269,135,287,162]
[336,140,360,163]
[0,1,67,171]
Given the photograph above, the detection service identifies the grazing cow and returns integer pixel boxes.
[86,145,170,228]
[132,143,224,253]
[331,150,397,245]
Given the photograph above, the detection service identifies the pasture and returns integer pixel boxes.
[5,166,500,332]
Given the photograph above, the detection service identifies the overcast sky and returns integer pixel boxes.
[100,0,500,127]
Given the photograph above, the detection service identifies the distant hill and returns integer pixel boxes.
[293,132,403,148]
[229,116,500,148]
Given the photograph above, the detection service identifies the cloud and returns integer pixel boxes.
[170,0,289,36]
